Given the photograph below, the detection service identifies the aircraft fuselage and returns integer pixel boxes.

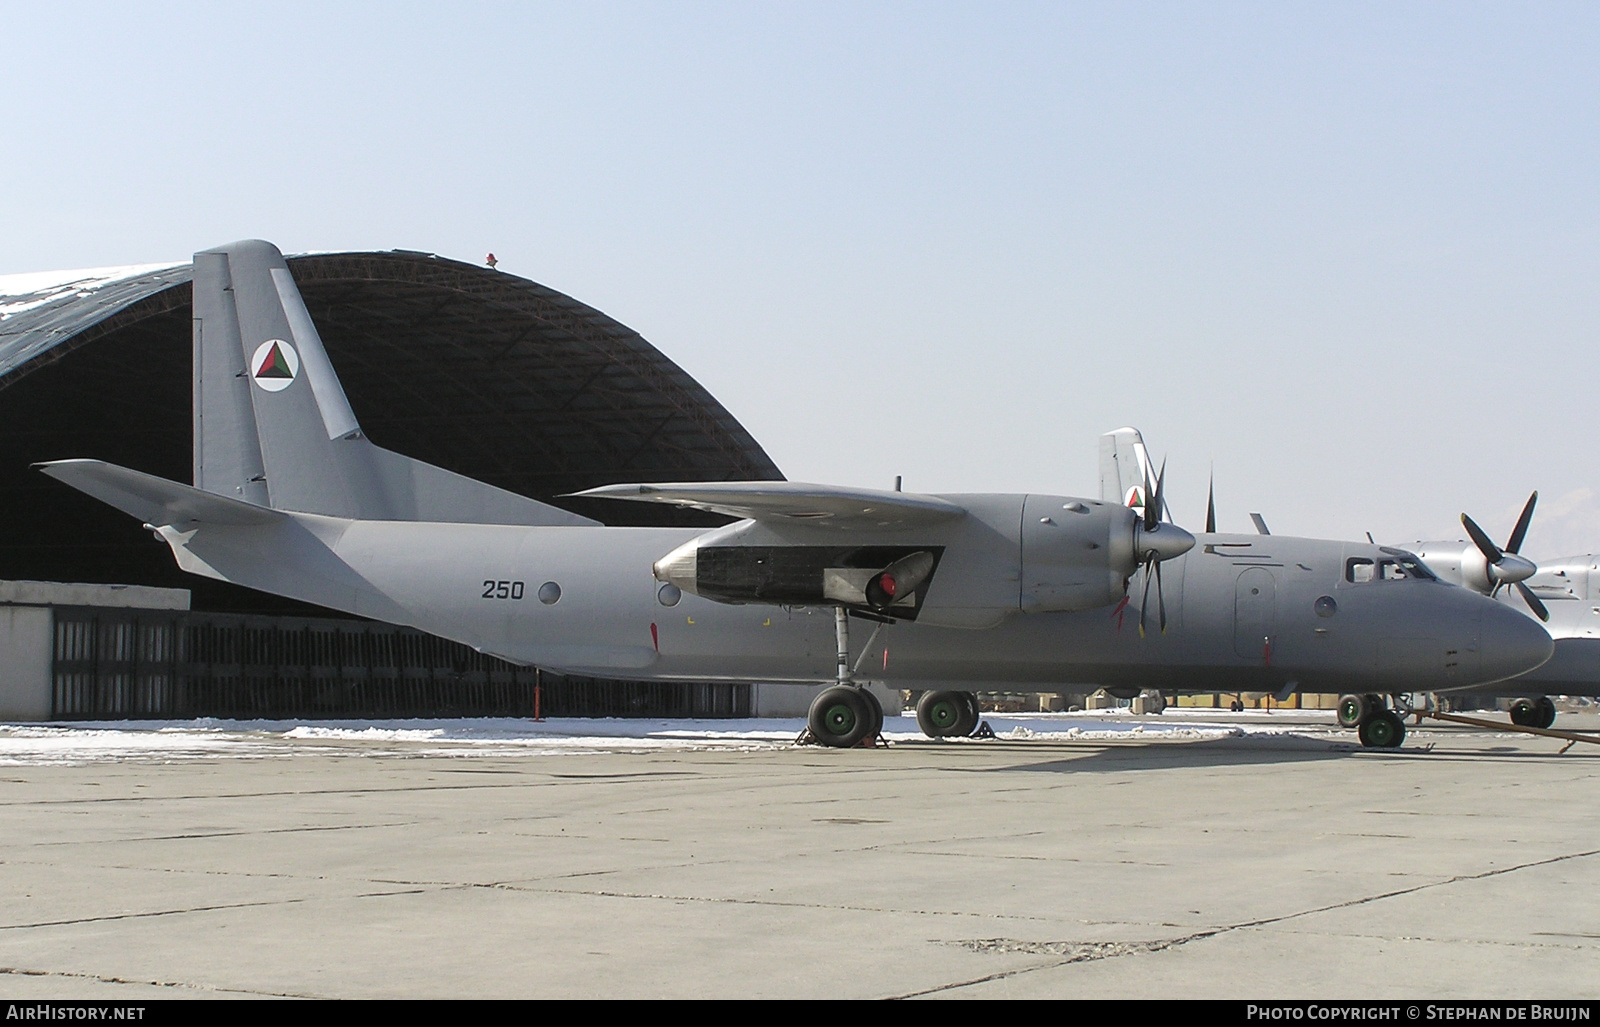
[153,497,1551,695]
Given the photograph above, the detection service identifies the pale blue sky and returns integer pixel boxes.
[3,2,1597,551]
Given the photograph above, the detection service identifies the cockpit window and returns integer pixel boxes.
[1379,547,1437,580]
[1346,551,1436,583]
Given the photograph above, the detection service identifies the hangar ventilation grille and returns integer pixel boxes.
[51,608,752,720]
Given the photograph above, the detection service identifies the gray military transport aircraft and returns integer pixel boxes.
[36,240,1554,750]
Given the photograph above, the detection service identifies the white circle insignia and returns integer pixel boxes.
[250,339,300,392]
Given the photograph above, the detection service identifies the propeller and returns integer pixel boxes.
[1205,468,1216,534]
[1460,491,1545,622]
[1132,458,1195,635]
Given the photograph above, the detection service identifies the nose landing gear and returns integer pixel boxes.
[1338,692,1407,749]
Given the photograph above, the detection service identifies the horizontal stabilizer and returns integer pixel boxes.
[37,460,285,527]
[570,481,966,528]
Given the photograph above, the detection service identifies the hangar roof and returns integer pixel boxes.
[0,262,189,382]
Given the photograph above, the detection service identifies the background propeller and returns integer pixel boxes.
[1461,491,1545,621]
[1132,458,1194,635]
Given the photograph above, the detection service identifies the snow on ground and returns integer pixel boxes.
[0,710,1359,766]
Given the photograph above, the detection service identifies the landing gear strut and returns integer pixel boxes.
[1338,692,1406,749]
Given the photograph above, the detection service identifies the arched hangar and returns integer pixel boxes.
[0,249,782,614]
[0,250,784,720]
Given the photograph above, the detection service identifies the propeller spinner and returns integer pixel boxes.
[1460,491,1546,622]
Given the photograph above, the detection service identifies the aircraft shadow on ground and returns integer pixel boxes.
[979,734,1366,774]
[969,733,1600,773]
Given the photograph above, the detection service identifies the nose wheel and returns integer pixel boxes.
[1339,693,1406,748]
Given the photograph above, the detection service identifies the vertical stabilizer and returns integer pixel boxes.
[193,251,268,505]
[190,240,597,526]
[1098,427,1156,515]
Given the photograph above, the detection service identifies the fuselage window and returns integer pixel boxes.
[1346,557,1375,583]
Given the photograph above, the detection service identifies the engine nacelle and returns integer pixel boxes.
[1412,541,1536,595]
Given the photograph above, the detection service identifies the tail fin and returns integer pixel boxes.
[1098,426,1161,518]
[192,240,595,525]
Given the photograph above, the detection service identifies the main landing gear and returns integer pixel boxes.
[801,607,990,748]
[915,689,982,739]
[803,607,888,749]
[1337,692,1406,749]
[807,684,884,748]
[1509,696,1557,730]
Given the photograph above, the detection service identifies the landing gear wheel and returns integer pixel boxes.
[1510,698,1538,727]
[1535,696,1557,730]
[954,691,981,738]
[917,690,966,738]
[1358,709,1405,749]
[1337,693,1368,729]
[1229,699,1244,712]
[809,686,873,749]
[858,686,884,744]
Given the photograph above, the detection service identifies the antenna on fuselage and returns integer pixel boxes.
[1205,466,1216,534]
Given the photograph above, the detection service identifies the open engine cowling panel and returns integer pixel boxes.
[693,545,945,619]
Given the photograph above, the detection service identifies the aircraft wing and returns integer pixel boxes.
[37,459,286,527]
[571,481,966,528]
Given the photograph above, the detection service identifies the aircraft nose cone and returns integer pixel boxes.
[1478,602,1554,684]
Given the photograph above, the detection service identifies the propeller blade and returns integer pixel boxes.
[1505,491,1538,554]
[1515,580,1550,622]
[1461,513,1504,565]
[1138,557,1155,636]
[1155,559,1167,633]
[1205,471,1216,534]
[1146,459,1167,531]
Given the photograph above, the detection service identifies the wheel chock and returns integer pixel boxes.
[971,721,996,740]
